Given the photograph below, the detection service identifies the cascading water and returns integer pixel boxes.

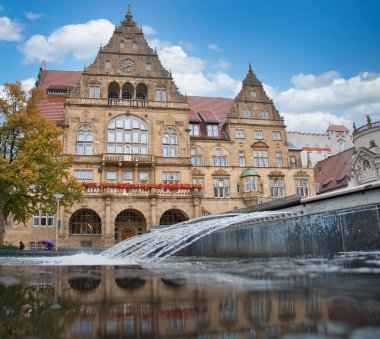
[102,211,289,263]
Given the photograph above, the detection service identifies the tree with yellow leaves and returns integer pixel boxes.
[0,82,82,245]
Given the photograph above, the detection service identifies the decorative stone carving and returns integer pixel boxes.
[191,168,204,176]
[293,170,309,177]
[252,141,269,148]
[212,169,230,176]
[268,170,284,177]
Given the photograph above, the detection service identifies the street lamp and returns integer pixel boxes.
[53,193,64,251]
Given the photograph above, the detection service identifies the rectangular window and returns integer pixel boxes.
[212,156,228,166]
[272,131,281,140]
[123,171,133,183]
[254,130,264,140]
[30,242,36,251]
[163,172,180,184]
[242,110,252,118]
[190,147,202,166]
[213,178,230,198]
[104,61,111,69]
[276,151,283,168]
[235,129,245,139]
[289,156,297,168]
[155,89,167,101]
[74,170,93,183]
[260,111,270,119]
[239,151,245,167]
[207,125,218,137]
[146,63,152,71]
[192,177,204,196]
[189,124,200,136]
[253,150,268,167]
[295,178,310,197]
[140,172,149,184]
[107,171,117,183]
[33,212,54,227]
[88,86,100,98]
[269,177,285,198]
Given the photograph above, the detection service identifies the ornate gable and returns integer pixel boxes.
[191,168,204,176]
[293,170,310,177]
[212,169,230,176]
[252,141,269,148]
[268,170,285,177]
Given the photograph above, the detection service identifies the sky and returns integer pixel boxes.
[0,0,379,133]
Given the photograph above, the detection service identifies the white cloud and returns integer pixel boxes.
[265,71,380,133]
[21,77,36,92]
[149,38,240,96]
[24,12,43,21]
[19,19,115,64]
[208,43,221,51]
[0,16,23,41]
[212,58,231,70]
[142,25,157,35]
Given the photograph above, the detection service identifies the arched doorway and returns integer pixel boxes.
[159,209,188,225]
[115,209,146,242]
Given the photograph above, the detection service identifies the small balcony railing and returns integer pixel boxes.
[108,99,147,107]
[353,120,380,137]
[102,153,155,164]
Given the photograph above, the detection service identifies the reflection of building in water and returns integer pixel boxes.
[43,266,333,338]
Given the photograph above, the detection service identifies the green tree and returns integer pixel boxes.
[0,82,82,244]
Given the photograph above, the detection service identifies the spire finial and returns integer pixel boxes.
[127,3,131,16]
[249,62,252,71]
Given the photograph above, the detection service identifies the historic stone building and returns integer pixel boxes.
[5,8,315,249]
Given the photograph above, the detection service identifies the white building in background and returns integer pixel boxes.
[287,125,353,168]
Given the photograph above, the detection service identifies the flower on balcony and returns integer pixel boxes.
[82,182,202,190]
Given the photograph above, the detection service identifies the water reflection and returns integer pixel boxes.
[1,262,380,338]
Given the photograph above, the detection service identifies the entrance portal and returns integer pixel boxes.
[115,209,146,243]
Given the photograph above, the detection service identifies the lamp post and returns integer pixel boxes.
[53,193,64,251]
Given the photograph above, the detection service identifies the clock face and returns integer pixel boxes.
[121,59,135,73]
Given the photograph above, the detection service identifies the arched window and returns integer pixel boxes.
[107,115,148,154]
[108,82,120,99]
[136,83,148,100]
[162,127,178,157]
[122,82,134,99]
[76,125,93,155]
[160,210,187,225]
[70,209,101,235]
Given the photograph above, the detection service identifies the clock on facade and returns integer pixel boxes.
[121,59,135,73]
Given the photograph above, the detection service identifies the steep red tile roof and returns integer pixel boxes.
[189,109,202,123]
[327,124,349,132]
[197,110,220,123]
[37,70,82,124]
[314,148,355,194]
[303,147,332,152]
[187,96,234,124]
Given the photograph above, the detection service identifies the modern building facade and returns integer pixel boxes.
[5,8,315,249]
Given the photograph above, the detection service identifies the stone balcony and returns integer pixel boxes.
[83,186,199,198]
[102,153,155,165]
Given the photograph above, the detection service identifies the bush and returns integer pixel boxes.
[0,243,18,250]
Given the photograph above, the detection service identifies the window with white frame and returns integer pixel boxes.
[37,242,43,251]
[76,125,93,155]
[242,109,252,118]
[289,156,297,168]
[243,177,257,192]
[253,150,268,167]
[163,172,180,184]
[155,89,167,101]
[189,123,200,136]
[235,129,245,139]
[276,151,283,168]
[254,130,264,140]
[30,242,36,250]
[272,131,281,140]
[192,177,204,196]
[107,171,117,183]
[190,147,202,166]
[104,60,111,69]
[140,172,149,184]
[239,150,245,167]
[132,41,138,49]
[207,125,218,137]
[213,178,230,198]
[146,63,152,71]
[212,148,228,166]
[260,111,270,119]
[74,170,93,183]
[33,212,54,227]
[295,178,310,197]
[269,177,285,198]
[107,115,148,154]
[250,91,257,97]
[120,40,125,49]
[162,127,178,157]
[123,171,133,183]
[88,86,100,98]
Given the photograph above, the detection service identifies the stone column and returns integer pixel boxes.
[134,163,139,184]
[104,196,114,247]
[149,193,157,230]
[192,189,201,218]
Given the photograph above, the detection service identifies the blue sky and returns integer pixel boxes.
[1,0,379,132]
